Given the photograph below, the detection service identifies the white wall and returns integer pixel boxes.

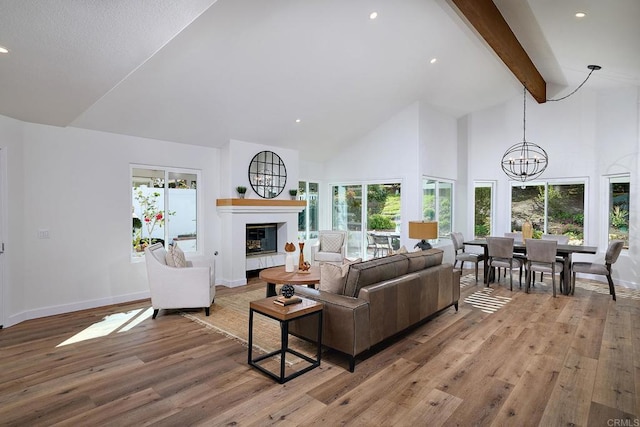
[464,87,639,287]
[2,120,220,327]
[322,102,421,248]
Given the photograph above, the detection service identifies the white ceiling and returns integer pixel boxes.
[0,0,638,161]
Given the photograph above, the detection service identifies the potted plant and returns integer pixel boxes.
[288,189,298,200]
[236,186,247,199]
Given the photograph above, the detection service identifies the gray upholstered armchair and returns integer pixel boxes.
[310,230,347,266]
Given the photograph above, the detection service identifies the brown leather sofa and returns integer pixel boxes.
[290,248,461,371]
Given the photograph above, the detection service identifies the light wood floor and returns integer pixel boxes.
[1,273,638,426]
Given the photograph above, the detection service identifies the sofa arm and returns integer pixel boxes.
[290,286,370,357]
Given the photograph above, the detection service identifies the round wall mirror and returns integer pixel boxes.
[248,151,287,199]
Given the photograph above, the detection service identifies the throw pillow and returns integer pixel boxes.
[321,233,344,253]
[396,245,408,254]
[166,244,187,268]
[319,258,361,294]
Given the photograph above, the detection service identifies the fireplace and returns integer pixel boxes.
[246,223,277,256]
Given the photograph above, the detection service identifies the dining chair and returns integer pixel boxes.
[486,236,522,291]
[571,240,624,300]
[372,234,393,257]
[536,234,570,281]
[451,232,485,282]
[500,232,525,280]
[524,239,563,297]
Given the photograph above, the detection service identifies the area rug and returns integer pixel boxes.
[181,287,322,366]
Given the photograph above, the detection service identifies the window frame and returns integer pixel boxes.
[297,180,319,241]
[602,173,630,250]
[473,180,496,238]
[131,164,202,261]
[422,176,454,239]
[508,178,588,244]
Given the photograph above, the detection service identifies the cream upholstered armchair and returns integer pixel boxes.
[144,243,215,318]
[311,230,347,266]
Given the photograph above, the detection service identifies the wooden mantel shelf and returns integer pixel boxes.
[216,198,306,207]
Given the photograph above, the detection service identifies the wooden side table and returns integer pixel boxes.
[248,296,323,383]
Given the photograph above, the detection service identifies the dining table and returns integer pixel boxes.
[463,238,598,295]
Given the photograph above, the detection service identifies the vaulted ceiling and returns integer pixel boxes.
[0,0,638,161]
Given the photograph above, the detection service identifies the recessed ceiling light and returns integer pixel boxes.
[430,58,437,64]
[575,12,586,18]
[295,119,301,123]
[0,46,8,54]
[369,12,378,20]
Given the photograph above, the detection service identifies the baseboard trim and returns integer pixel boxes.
[5,290,151,328]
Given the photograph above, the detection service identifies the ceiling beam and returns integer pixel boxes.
[448,0,546,103]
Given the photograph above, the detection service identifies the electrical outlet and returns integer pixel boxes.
[37,229,50,239]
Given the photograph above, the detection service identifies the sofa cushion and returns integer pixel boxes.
[403,248,444,273]
[321,232,344,253]
[319,258,362,294]
[343,254,409,298]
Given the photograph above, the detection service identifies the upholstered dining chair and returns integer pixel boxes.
[486,236,523,290]
[145,243,215,318]
[571,240,624,300]
[451,232,485,282]
[311,230,347,265]
[537,234,570,281]
[524,239,563,297]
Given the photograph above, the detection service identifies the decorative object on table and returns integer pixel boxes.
[284,242,296,273]
[274,285,302,306]
[299,261,311,272]
[289,189,298,200]
[409,221,438,250]
[281,284,295,298]
[522,219,533,243]
[298,241,305,267]
[236,186,247,199]
[248,150,287,199]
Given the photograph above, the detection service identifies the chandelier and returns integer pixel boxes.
[501,86,548,184]
[501,65,601,185]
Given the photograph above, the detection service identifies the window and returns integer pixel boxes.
[422,178,453,238]
[131,166,200,257]
[510,180,585,244]
[332,182,402,259]
[607,174,629,248]
[474,181,494,238]
[297,181,319,241]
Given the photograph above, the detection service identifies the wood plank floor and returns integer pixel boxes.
[1,273,638,426]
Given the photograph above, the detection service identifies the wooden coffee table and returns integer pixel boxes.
[248,296,323,383]
[259,265,321,297]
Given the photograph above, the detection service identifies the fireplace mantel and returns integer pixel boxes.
[216,198,306,213]
[216,198,305,287]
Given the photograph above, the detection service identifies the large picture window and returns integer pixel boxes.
[131,166,200,257]
[607,174,630,248]
[510,180,585,244]
[422,178,453,238]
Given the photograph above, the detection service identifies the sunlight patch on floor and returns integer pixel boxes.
[56,307,153,347]
[464,288,512,314]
